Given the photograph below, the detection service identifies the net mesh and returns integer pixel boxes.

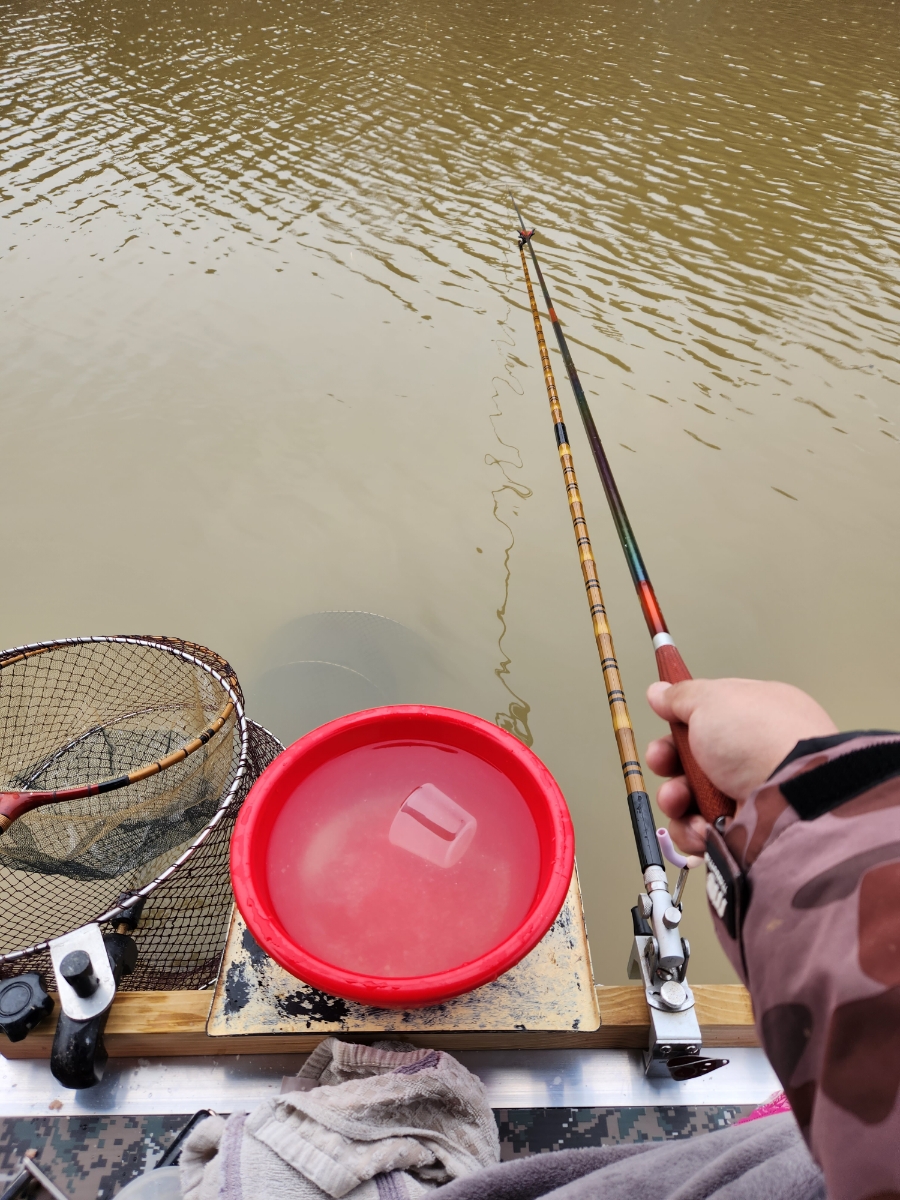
[0,636,282,990]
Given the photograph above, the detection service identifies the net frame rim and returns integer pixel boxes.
[0,635,250,964]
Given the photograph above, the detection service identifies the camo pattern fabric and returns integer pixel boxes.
[0,1108,757,1198]
[711,731,900,1200]
[494,1106,755,1158]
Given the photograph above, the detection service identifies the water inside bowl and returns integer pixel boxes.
[265,739,541,978]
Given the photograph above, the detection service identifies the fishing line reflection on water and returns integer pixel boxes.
[487,292,537,749]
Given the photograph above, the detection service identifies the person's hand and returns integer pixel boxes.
[646,678,838,854]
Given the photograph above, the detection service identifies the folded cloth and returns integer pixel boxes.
[180,1039,499,1200]
[431,1112,825,1200]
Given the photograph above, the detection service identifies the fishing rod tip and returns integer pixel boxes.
[516,227,535,245]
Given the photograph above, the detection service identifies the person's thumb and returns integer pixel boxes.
[646,680,675,719]
[646,679,706,723]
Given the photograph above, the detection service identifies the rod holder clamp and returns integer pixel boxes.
[59,951,99,999]
[50,925,116,1022]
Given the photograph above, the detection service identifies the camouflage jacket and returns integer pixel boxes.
[710,731,900,1200]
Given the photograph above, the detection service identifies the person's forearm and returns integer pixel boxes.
[712,731,900,1200]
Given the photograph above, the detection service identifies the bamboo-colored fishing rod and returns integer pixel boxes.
[516,234,664,876]
[511,196,733,823]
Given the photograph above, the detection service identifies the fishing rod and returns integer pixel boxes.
[510,193,733,824]
[514,224,725,1082]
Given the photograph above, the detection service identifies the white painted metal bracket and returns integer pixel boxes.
[49,924,116,1022]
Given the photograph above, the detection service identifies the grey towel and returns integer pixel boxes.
[431,1113,825,1200]
[180,1039,499,1200]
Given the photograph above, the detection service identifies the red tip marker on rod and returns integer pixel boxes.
[510,195,734,824]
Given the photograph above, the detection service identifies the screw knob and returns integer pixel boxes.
[659,980,687,1010]
[60,950,99,998]
[663,906,683,928]
[0,973,54,1043]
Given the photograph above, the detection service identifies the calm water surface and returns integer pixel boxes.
[2,0,899,981]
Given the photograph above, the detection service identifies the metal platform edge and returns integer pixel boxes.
[0,1047,778,1116]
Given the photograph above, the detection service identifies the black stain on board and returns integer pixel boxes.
[224,962,251,1014]
[276,988,350,1024]
[241,926,268,969]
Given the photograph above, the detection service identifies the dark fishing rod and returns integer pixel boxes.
[514,221,727,1083]
[510,193,733,824]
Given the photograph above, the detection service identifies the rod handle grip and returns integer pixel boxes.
[0,792,55,831]
[654,644,736,823]
[627,791,664,873]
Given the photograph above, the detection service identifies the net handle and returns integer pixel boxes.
[0,700,235,831]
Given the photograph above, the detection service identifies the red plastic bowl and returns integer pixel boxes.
[230,705,574,1008]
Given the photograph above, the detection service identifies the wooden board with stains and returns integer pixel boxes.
[207,869,600,1035]
[0,984,756,1058]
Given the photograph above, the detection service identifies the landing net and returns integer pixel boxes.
[0,636,281,989]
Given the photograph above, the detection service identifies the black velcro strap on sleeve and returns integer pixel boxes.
[705,824,750,941]
[782,739,900,821]
[773,730,896,774]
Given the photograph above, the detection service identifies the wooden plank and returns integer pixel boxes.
[694,984,756,1032]
[1,992,212,1060]
[0,985,756,1059]
[595,984,757,1048]
[594,983,756,1039]
[207,872,601,1037]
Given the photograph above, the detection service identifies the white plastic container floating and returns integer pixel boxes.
[388,782,477,868]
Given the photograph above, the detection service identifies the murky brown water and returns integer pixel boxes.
[2,0,899,983]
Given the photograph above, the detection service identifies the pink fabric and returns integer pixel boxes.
[736,1091,791,1124]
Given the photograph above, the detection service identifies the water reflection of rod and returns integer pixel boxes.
[510,195,732,823]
